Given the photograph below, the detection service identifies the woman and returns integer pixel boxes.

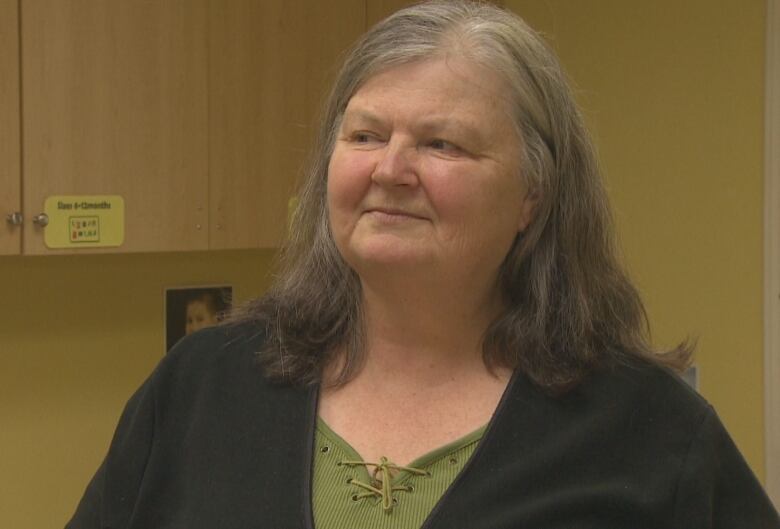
[67,2,779,528]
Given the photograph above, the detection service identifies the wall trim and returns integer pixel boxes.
[764,0,780,508]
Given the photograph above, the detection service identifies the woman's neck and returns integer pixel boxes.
[353,273,503,385]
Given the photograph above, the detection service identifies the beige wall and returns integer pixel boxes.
[0,251,275,528]
[506,0,767,479]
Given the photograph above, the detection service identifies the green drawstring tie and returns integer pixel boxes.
[342,456,429,512]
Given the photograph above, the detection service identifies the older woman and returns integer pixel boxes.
[67,2,779,528]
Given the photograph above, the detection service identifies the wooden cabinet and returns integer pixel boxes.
[209,0,364,249]
[366,0,418,27]
[21,0,210,254]
[1,1,378,255]
[366,0,504,28]
[0,0,21,255]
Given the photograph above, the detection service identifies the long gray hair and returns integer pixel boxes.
[233,0,691,391]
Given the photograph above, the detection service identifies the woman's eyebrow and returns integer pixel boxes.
[415,117,481,138]
[341,108,385,128]
[344,107,483,140]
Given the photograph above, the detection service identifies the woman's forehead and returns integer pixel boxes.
[356,56,508,97]
[338,59,518,147]
[346,59,512,117]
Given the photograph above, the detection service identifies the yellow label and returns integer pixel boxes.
[44,195,125,249]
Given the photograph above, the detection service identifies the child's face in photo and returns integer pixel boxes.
[185,300,218,336]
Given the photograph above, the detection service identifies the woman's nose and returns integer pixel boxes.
[370,140,419,188]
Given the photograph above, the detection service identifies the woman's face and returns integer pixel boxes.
[327,58,536,285]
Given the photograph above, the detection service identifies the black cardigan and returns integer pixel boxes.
[67,326,780,529]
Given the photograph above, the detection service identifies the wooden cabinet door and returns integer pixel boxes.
[367,0,505,28]
[209,0,364,249]
[366,0,504,29]
[0,0,21,255]
[21,0,209,254]
[366,0,418,27]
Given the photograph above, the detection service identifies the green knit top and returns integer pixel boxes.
[312,418,486,529]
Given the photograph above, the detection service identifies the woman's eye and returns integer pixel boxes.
[428,139,460,152]
[351,132,377,144]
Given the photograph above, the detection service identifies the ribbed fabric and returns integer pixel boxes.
[313,418,485,529]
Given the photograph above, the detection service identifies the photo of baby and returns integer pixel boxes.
[165,286,232,352]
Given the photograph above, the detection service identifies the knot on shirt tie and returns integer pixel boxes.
[341,456,428,512]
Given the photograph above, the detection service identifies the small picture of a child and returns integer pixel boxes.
[165,286,232,352]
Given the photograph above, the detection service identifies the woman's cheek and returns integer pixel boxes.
[326,158,362,239]
[328,151,375,211]
[424,175,474,218]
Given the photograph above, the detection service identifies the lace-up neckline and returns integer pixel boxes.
[313,417,487,528]
[341,456,429,511]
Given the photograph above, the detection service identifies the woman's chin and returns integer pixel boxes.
[345,243,435,272]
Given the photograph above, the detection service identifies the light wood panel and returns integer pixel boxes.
[0,0,21,255]
[366,0,417,27]
[21,0,209,254]
[209,0,364,249]
[366,0,505,28]
[765,0,780,508]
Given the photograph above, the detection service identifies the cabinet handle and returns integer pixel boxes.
[6,212,23,226]
[32,213,49,227]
